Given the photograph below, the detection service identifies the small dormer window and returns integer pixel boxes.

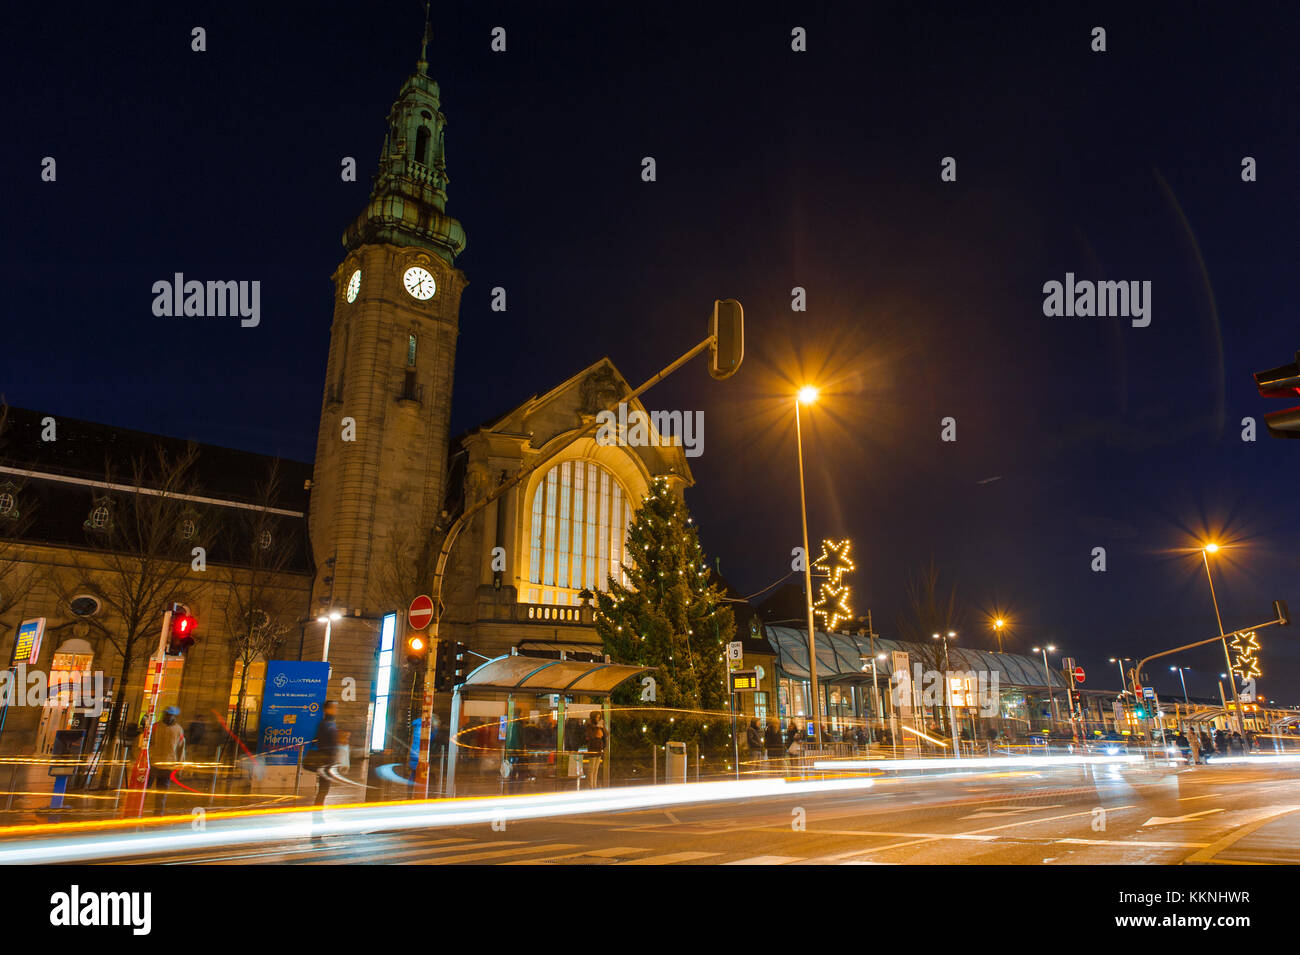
[87,505,110,530]
[180,519,196,540]
[407,333,417,368]
[259,530,273,550]
[0,492,15,518]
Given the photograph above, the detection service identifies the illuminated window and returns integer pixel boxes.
[526,460,634,606]
[407,333,417,367]
[228,659,267,736]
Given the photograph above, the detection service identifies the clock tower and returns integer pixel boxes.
[307,18,467,635]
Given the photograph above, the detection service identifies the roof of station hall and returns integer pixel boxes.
[764,625,1071,689]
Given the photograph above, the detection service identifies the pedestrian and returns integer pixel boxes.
[585,712,606,787]
[310,702,340,809]
[1199,731,1213,760]
[148,706,186,815]
[1174,730,1191,763]
[1245,729,1257,751]
[1188,729,1201,765]
[1230,731,1245,755]
[764,720,782,768]
[1214,729,1228,756]
[746,718,763,766]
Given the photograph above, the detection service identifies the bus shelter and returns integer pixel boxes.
[445,654,652,795]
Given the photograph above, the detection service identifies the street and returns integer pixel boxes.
[22,758,1297,866]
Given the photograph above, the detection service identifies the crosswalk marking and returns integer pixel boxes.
[615,851,718,865]
[503,846,654,865]
[723,855,801,865]
[415,843,581,865]
[307,839,528,865]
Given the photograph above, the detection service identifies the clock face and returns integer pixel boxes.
[345,269,361,303]
[403,266,436,300]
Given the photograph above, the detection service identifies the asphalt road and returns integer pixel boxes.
[98,759,1300,865]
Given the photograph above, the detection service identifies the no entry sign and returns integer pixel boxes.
[408,594,434,630]
[1073,666,1085,683]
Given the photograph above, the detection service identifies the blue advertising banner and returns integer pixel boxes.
[257,661,330,765]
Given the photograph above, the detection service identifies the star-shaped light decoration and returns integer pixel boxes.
[1229,630,1262,681]
[812,538,855,586]
[813,581,854,632]
[811,539,855,631]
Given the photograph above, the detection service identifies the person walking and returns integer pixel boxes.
[148,706,186,815]
[585,712,606,788]
[1199,730,1213,761]
[1230,731,1245,755]
[1214,728,1228,757]
[1188,728,1201,765]
[310,702,340,808]
[746,718,763,768]
[764,721,781,772]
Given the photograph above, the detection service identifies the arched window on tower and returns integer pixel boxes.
[415,126,431,166]
[527,460,634,606]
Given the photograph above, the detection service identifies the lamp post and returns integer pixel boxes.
[317,610,342,663]
[1201,544,1244,735]
[1033,645,1059,733]
[993,618,1005,654]
[1109,656,1131,696]
[795,385,822,747]
[1170,665,1190,706]
[933,630,961,757]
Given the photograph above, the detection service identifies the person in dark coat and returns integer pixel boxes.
[1214,729,1228,756]
[746,718,763,764]
[764,720,782,757]
[1230,732,1245,755]
[311,702,340,807]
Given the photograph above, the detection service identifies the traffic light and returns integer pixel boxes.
[405,633,428,661]
[1253,351,1300,438]
[1133,704,1147,720]
[708,299,744,380]
[451,641,469,685]
[167,607,197,655]
[1276,599,1291,627]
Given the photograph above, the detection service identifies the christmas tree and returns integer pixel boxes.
[595,477,735,733]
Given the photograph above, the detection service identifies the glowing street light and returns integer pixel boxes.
[794,385,822,746]
[1199,542,1244,734]
[992,617,1006,653]
[1170,665,1190,705]
[317,610,342,663]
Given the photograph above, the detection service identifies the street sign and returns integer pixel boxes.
[729,669,759,693]
[408,594,435,631]
[1073,666,1085,683]
[1143,686,1155,700]
[726,641,743,662]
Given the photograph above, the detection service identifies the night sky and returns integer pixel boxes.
[4,2,1298,703]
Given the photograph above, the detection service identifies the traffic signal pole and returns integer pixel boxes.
[122,609,174,817]
[414,307,744,796]
[1129,606,1288,746]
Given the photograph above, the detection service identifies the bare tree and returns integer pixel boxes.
[896,558,964,733]
[221,461,302,749]
[0,402,38,644]
[61,443,206,745]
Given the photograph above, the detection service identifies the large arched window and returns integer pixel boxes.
[527,459,634,606]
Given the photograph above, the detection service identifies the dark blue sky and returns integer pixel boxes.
[4,1,1298,703]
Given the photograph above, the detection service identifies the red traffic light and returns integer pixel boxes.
[169,611,198,654]
[1254,352,1300,439]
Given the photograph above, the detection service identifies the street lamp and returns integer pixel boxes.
[933,630,961,756]
[993,617,1005,654]
[1170,665,1190,706]
[1109,656,1132,696]
[1200,543,1244,734]
[316,610,342,663]
[794,385,822,746]
[1032,645,1060,732]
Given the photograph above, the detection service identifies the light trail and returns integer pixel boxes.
[813,754,1145,771]
[0,775,876,865]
